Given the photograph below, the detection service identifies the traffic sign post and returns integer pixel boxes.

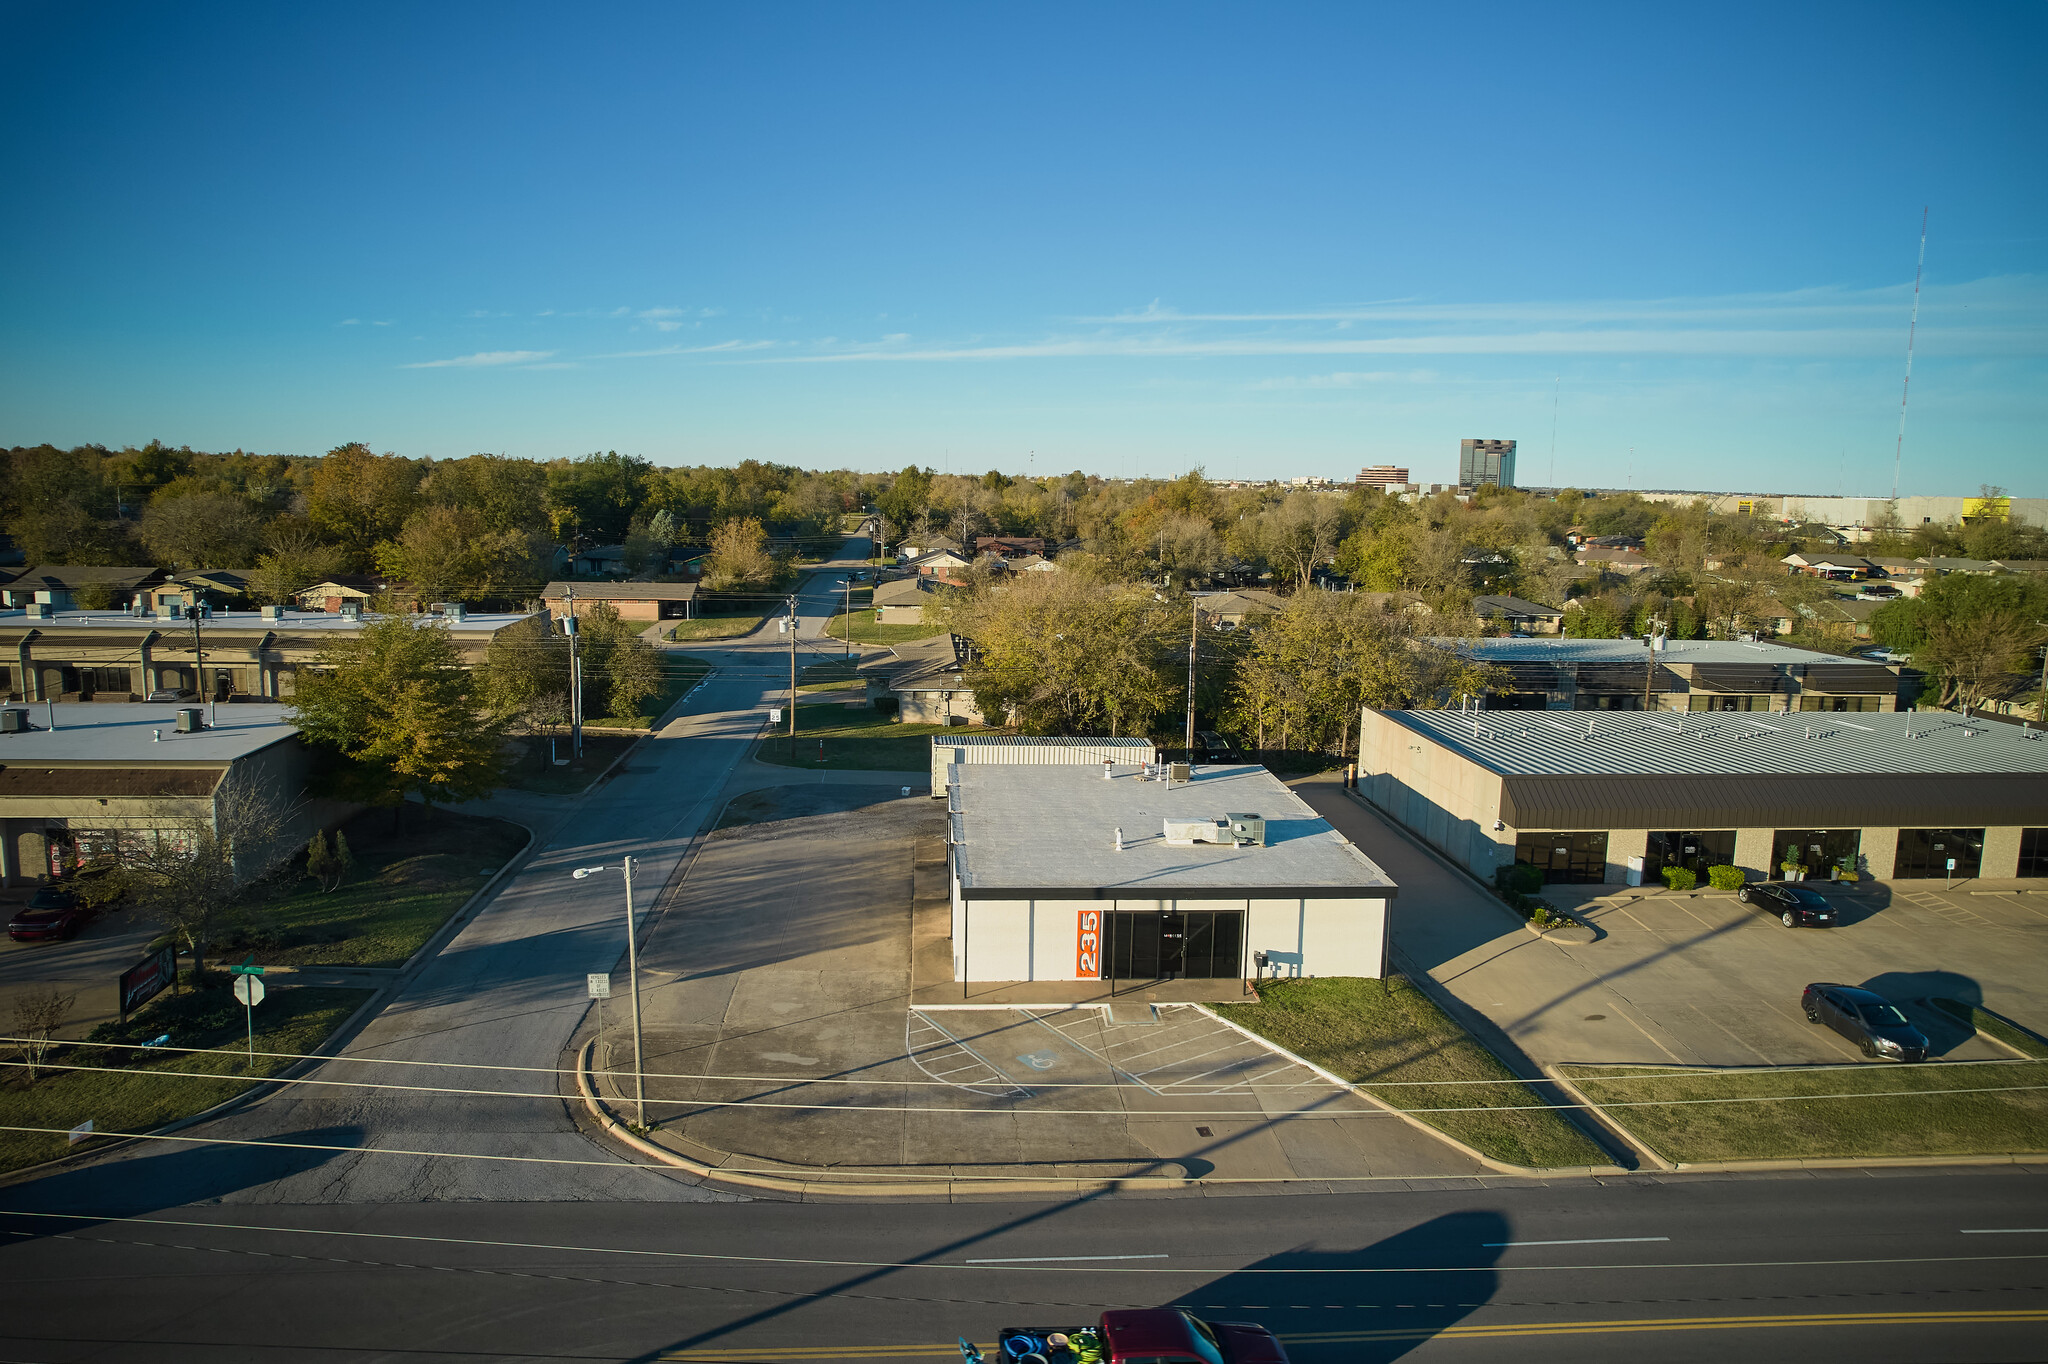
[588,973,610,1042]
[232,973,265,1064]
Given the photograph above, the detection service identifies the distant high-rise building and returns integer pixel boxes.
[1459,439,1517,489]
[1356,465,1410,491]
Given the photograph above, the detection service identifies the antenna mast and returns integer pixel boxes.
[1892,207,1928,501]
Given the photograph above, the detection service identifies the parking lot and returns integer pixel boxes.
[1294,777,2048,1072]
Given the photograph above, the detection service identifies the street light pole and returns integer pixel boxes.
[574,859,647,1129]
[787,593,798,759]
[623,855,646,1129]
[1185,598,1199,762]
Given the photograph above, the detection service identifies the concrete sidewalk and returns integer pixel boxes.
[589,784,1488,1189]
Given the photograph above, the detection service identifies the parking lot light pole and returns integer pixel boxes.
[573,858,646,1128]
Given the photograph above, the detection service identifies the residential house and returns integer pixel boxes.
[0,566,169,611]
[138,571,253,615]
[973,535,1045,558]
[1004,554,1059,573]
[541,581,700,622]
[1191,589,1286,628]
[859,633,984,725]
[1575,546,1657,576]
[1782,552,1877,581]
[1472,594,1565,634]
[872,576,946,625]
[901,547,973,583]
[894,536,962,562]
[294,575,405,613]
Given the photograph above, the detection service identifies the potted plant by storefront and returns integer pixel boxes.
[1781,846,1805,881]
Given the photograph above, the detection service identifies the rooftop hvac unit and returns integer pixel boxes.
[1163,817,1230,846]
[435,602,467,621]
[1226,814,1266,846]
[1168,762,1191,782]
[338,604,363,621]
[175,707,205,733]
[260,604,285,621]
[0,709,30,734]
[24,603,51,619]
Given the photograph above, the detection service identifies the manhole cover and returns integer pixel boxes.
[1584,1014,1607,1021]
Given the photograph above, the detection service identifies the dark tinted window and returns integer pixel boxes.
[2020,829,2048,878]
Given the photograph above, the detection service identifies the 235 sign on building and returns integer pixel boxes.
[1075,910,1101,978]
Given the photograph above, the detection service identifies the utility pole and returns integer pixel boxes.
[787,593,798,760]
[188,589,213,724]
[563,585,583,759]
[843,573,853,659]
[1186,597,1200,760]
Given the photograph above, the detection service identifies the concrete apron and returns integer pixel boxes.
[585,792,1488,1194]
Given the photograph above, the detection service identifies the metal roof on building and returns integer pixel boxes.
[1384,708,2048,778]
[1447,637,1851,665]
[950,763,1395,899]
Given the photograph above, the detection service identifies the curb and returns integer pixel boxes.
[572,1039,1195,1201]
[0,822,540,1190]
[1195,1003,1626,1179]
[1540,1065,1675,1172]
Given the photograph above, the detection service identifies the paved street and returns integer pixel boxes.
[4,1169,2045,1361]
[5,546,873,1204]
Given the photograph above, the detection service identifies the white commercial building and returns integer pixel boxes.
[946,762,1395,983]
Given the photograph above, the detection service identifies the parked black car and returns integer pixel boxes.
[1803,982,1928,1061]
[7,887,85,942]
[1192,730,1242,763]
[1738,881,1839,927]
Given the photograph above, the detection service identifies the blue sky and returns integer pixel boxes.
[2,1,2043,495]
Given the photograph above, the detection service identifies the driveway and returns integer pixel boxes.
[1290,775,2046,1070]
[0,900,157,1039]
[611,785,1485,1185]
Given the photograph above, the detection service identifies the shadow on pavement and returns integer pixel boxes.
[0,1123,367,1225]
[1172,1210,1509,1363]
[1860,969,1987,1058]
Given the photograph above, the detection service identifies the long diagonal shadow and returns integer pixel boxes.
[630,1086,1385,1360]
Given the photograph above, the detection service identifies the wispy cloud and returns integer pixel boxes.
[591,339,775,360]
[339,318,361,326]
[402,350,556,369]
[1252,369,1441,389]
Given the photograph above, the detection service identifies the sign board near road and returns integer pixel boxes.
[119,945,177,1021]
[232,975,266,1007]
[587,973,611,999]
[68,1120,94,1146]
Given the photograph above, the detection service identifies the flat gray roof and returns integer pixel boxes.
[0,608,532,635]
[1446,637,1849,665]
[0,703,299,763]
[951,763,1395,899]
[1383,708,2048,778]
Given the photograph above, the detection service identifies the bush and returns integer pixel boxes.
[1660,865,1697,892]
[1707,864,1744,891]
[1495,863,1543,896]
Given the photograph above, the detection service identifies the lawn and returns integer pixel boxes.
[823,610,947,644]
[0,983,373,1176]
[668,611,773,641]
[1931,998,2048,1059]
[798,660,863,692]
[499,732,638,794]
[1559,1060,2048,1163]
[590,655,711,729]
[229,809,529,968]
[1213,977,1610,1168]
[753,703,997,771]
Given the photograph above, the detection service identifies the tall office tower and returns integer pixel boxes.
[1458,439,1517,489]
[1355,465,1410,491]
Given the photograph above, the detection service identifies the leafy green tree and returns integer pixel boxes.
[703,516,785,592]
[1224,588,1493,754]
[307,443,424,568]
[574,602,665,721]
[420,453,552,535]
[948,573,1182,736]
[875,465,934,533]
[545,451,652,544]
[137,490,267,569]
[126,775,295,977]
[290,616,505,820]
[374,504,547,603]
[248,526,348,606]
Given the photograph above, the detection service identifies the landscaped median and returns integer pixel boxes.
[0,983,373,1176]
[1556,1059,2048,1165]
[1213,977,1611,1168]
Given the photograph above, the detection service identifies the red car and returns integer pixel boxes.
[7,887,85,942]
[966,1308,1288,1364]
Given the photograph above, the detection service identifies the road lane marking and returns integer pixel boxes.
[1484,1237,1671,1247]
[1962,1228,2048,1234]
[656,1311,2048,1359]
[963,1254,1170,1263]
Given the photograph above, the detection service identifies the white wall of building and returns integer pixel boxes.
[953,894,1388,981]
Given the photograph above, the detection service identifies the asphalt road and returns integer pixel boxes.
[4,1169,2045,1361]
[11,548,868,1204]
